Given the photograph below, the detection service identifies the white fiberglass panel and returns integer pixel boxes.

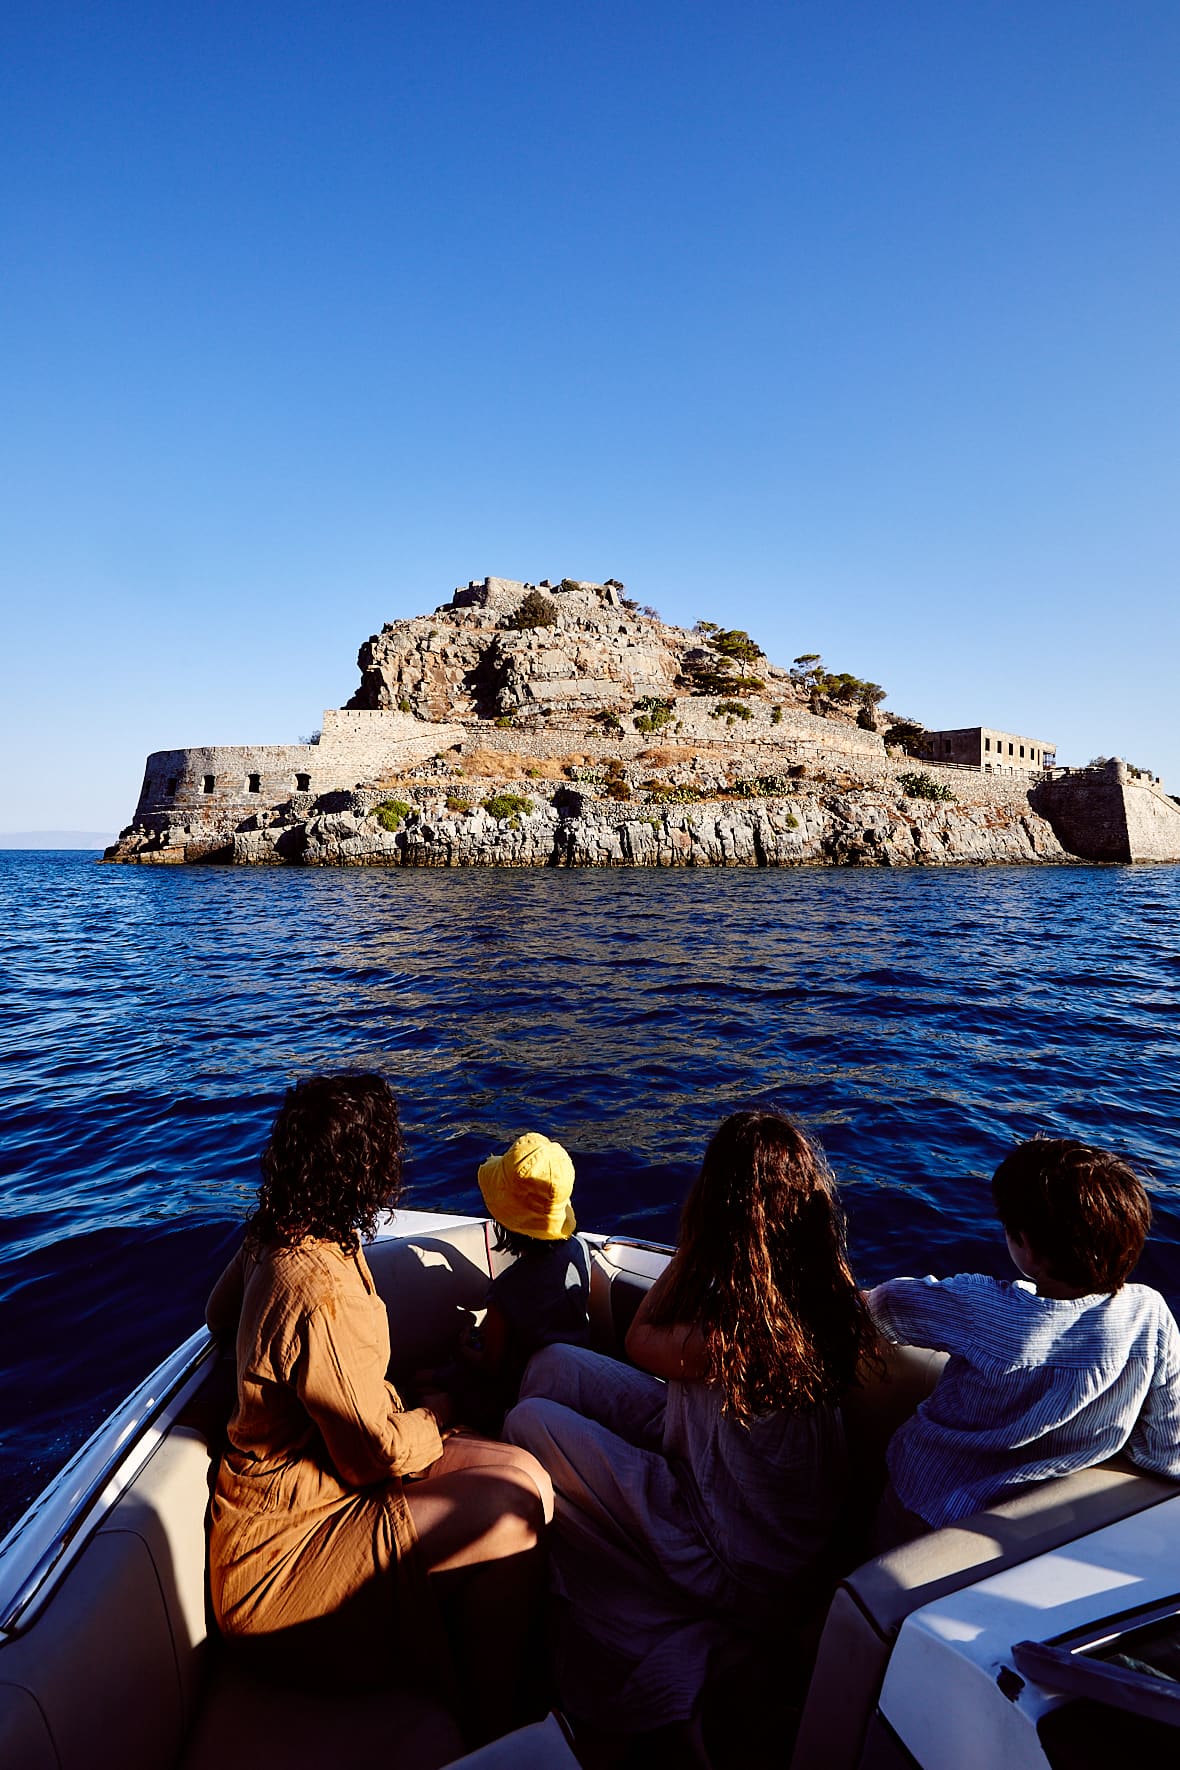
[880,1495,1180,1770]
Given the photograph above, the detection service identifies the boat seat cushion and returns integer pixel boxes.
[0,1392,466,1770]
[0,1681,57,1770]
[181,1652,465,1770]
[843,1455,1179,1637]
[790,1455,1179,1770]
[0,1528,186,1770]
[368,1223,497,1378]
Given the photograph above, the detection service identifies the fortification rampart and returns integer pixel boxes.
[133,710,465,824]
[1032,762,1180,862]
[135,743,322,821]
[449,576,624,614]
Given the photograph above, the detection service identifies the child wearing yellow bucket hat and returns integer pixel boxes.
[478,1130,577,1243]
[461,1132,590,1411]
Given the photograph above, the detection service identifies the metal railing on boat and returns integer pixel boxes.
[0,1328,217,1636]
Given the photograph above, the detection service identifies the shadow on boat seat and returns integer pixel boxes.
[584,1237,667,1358]
[367,1221,504,1384]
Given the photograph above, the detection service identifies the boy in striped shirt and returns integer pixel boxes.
[869,1139,1180,1541]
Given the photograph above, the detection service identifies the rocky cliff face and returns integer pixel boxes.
[296,798,1061,868]
[345,576,834,726]
[349,579,687,721]
[125,778,1066,871]
[105,574,1071,869]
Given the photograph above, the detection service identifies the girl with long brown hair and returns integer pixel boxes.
[504,1107,876,1736]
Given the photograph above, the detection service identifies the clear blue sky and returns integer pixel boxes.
[2,0,1177,832]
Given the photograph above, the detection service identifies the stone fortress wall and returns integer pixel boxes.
[1031,761,1180,864]
[133,710,465,827]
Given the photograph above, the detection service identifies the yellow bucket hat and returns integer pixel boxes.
[477,1132,576,1241]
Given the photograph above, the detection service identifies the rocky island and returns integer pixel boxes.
[104,577,1180,868]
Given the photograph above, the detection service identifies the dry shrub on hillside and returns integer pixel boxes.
[638,745,696,766]
[462,749,569,781]
[461,749,524,778]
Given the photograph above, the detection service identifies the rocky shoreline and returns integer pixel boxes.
[117,781,1067,869]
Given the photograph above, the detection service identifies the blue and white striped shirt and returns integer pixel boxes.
[868,1273,1180,1527]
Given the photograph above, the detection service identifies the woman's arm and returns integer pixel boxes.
[625,1252,710,1381]
[297,1300,445,1485]
[206,1244,247,1345]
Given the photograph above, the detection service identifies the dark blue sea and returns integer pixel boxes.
[4,850,1180,1534]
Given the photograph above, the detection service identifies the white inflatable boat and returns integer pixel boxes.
[2,1211,1178,1770]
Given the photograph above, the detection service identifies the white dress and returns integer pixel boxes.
[503,1342,847,1729]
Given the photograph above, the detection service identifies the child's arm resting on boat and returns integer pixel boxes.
[625,1253,710,1381]
[866,1274,978,1352]
[297,1301,447,1484]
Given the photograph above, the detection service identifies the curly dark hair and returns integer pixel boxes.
[648,1109,879,1421]
[245,1074,406,1255]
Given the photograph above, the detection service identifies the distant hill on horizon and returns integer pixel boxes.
[0,832,116,850]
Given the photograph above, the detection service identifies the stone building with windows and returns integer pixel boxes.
[917,727,1055,774]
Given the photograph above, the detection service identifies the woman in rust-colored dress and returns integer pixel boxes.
[205,1073,552,1743]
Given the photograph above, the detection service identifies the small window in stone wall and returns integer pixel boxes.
[167,776,178,795]
[203,774,215,793]
[296,772,311,793]
[1008,743,1014,755]
[248,773,261,793]
[984,738,991,752]
[1020,745,1025,758]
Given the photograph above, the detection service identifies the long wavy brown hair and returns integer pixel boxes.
[648,1109,878,1421]
[245,1073,406,1255]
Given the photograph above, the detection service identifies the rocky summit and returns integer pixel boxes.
[104,574,1087,868]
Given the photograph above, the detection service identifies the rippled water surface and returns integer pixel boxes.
[4,851,1180,1530]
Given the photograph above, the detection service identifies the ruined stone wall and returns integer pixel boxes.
[867,760,1038,811]
[317,709,465,778]
[1030,767,1128,861]
[134,743,325,822]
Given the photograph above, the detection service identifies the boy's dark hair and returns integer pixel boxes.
[991,1139,1151,1292]
[492,1221,549,1259]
